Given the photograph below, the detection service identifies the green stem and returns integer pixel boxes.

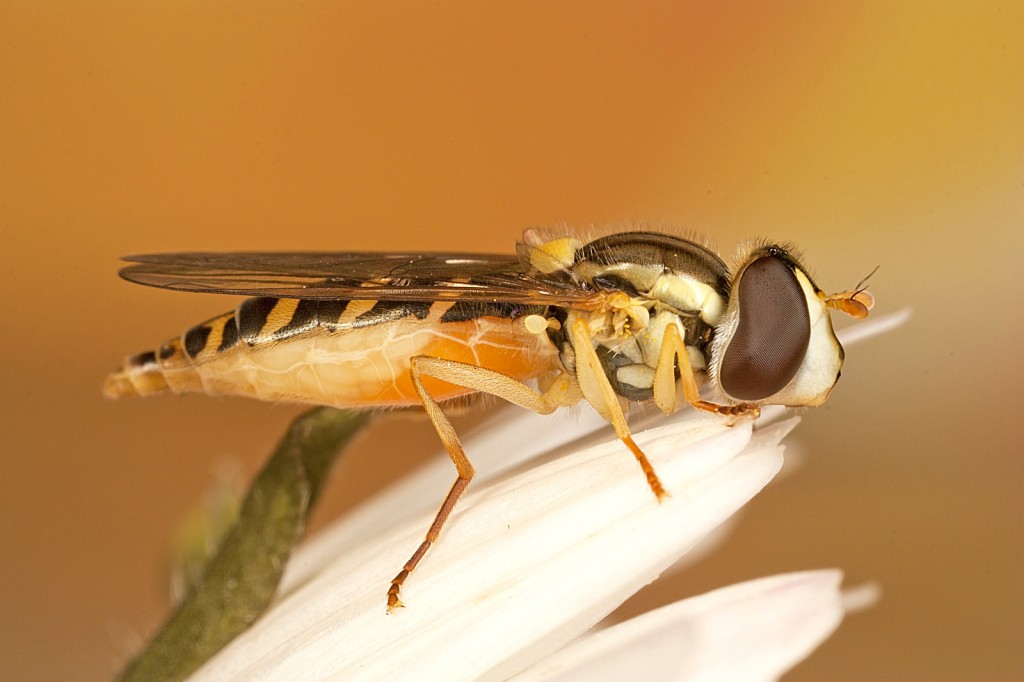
[119,407,370,682]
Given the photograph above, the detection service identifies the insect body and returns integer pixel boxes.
[106,230,873,610]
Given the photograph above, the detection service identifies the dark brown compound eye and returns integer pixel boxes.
[720,255,810,400]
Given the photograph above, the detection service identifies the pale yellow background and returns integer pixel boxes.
[2,2,1021,680]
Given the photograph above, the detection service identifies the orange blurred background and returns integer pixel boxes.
[2,2,1021,679]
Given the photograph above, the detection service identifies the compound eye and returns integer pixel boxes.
[720,255,810,400]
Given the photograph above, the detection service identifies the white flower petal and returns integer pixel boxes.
[510,570,846,682]
[282,406,610,590]
[191,412,791,681]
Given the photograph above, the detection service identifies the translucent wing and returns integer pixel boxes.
[118,251,591,304]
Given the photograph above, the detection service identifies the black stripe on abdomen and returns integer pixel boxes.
[218,316,239,352]
[274,299,320,338]
[350,300,431,329]
[237,297,279,346]
[129,350,158,368]
[184,324,212,359]
[440,301,543,322]
[315,299,350,330]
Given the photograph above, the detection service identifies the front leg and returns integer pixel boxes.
[653,323,761,420]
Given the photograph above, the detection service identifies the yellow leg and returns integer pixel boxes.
[387,358,576,612]
[653,323,760,419]
[571,319,667,501]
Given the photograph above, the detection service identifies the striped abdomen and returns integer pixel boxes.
[104,298,560,408]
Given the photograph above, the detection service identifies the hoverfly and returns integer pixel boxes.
[106,230,873,611]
